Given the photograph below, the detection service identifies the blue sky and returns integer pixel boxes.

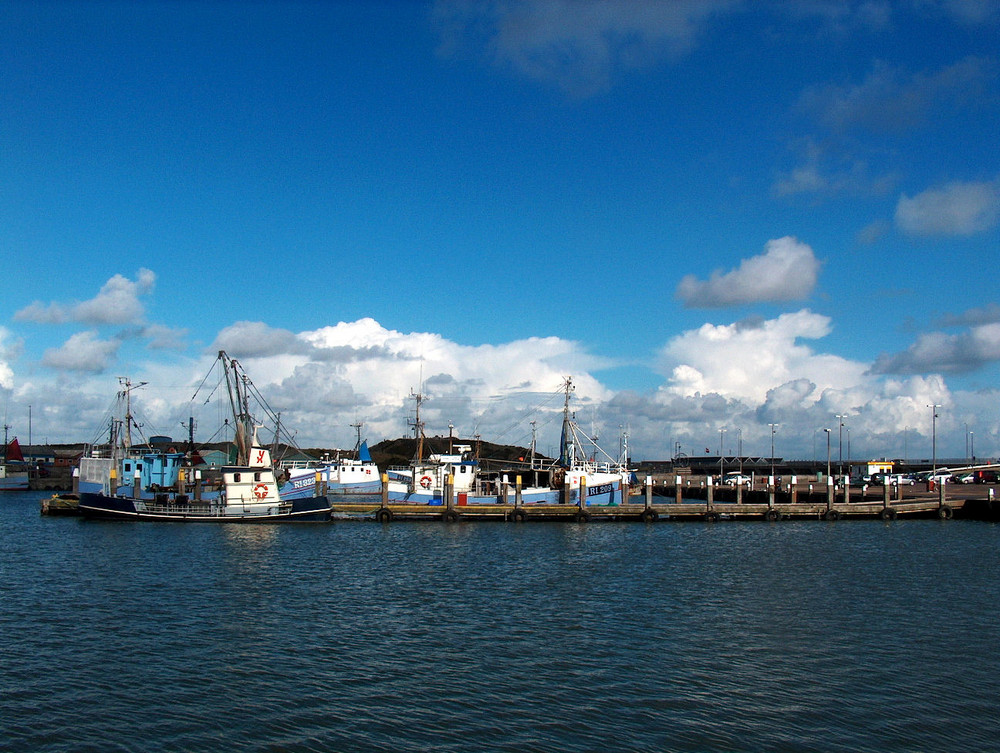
[2,0,999,463]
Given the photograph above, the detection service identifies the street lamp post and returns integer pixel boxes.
[769,423,778,480]
[836,414,847,479]
[824,428,832,479]
[719,427,726,481]
[927,404,941,476]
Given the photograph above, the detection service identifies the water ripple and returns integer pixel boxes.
[2,494,999,752]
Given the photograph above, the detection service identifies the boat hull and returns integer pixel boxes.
[386,481,625,506]
[0,473,30,491]
[78,492,332,522]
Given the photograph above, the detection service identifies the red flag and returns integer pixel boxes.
[7,437,24,462]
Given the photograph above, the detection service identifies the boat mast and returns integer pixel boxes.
[221,351,251,465]
[117,377,147,453]
[409,388,425,462]
[558,377,576,469]
[529,420,537,468]
[352,420,363,457]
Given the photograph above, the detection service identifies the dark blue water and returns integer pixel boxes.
[3,490,998,752]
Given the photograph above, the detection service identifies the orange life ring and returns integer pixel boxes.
[253,483,269,500]
[419,475,433,489]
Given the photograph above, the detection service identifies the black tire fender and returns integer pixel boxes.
[938,505,953,520]
[376,508,393,523]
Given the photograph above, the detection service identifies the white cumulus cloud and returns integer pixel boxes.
[41,331,121,373]
[15,269,156,326]
[676,237,821,308]
[657,309,868,407]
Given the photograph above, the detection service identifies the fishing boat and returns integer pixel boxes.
[77,352,331,522]
[386,378,636,506]
[1,434,30,491]
[279,423,381,499]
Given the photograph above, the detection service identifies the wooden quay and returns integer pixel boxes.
[325,474,969,523]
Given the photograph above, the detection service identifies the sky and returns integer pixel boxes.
[1,0,999,464]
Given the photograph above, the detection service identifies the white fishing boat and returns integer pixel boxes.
[78,352,331,522]
[386,378,636,506]
[279,423,381,499]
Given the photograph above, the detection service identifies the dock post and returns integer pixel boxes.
[706,475,714,508]
[826,475,834,510]
[195,469,202,501]
[768,476,775,510]
[736,479,742,504]
[645,475,652,511]
[883,482,890,510]
[110,467,118,496]
[578,476,587,513]
[380,473,389,510]
[446,473,455,512]
[842,475,850,505]
[501,474,509,505]
[133,469,141,499]
[515,475,522,508]
[177,468,186,496]
[72,467,79,495]
[675,476,682,504]
[790,476,797,505]
[314,470,322,497]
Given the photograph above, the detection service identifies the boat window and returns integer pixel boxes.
[254,472,262,481]
[233,472,241,483]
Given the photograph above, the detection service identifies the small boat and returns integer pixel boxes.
[0,435,30,491]
[78,352,331,522]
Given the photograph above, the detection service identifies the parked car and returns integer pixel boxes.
[871,473,914,486]
[974,470,998,484]
[955,473,976,484]
[723,472,752,486]
[921,471,952,484]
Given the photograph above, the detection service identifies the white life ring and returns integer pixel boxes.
[419,475,433,489]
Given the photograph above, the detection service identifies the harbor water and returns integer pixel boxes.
[3,490,998,752]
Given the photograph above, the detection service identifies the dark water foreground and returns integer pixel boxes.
[3,490,998,752]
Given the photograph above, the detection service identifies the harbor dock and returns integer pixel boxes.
[326,475,985,522]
